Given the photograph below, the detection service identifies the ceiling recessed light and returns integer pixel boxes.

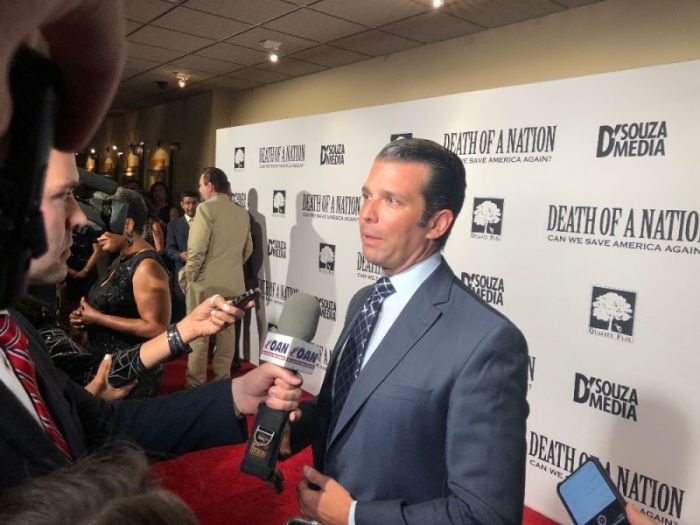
[261,39,282,64]
[175,72,190,88]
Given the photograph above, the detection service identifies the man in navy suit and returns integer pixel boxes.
[293,139,529,525]
[165,190,199,321]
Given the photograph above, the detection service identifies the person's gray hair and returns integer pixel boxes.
[0,444,196,525]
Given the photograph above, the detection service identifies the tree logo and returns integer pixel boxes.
[319,243,336,272]
[234,147,245,170]
[272,190,286,216]
[589,286,636,340]
[471,198,504,237]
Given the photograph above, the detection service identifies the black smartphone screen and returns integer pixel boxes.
[558,458,629,525]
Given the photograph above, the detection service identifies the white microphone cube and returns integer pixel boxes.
[260,333,320,375]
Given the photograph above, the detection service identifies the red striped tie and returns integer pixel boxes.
[0,315,72,459]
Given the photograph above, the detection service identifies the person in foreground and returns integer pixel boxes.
[291,138,530,525]
[0,444,197,524]
[0,149,302,494]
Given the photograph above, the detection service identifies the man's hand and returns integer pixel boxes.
[626,503,656,525]
[179,251,187,262]
[84,354,136,401]
[231,362,302,417]
[297,466,352,525]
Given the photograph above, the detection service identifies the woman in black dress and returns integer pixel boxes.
[149,181,179,224]
[70,189,171,398]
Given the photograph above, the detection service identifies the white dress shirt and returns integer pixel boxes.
[348,252,442,525]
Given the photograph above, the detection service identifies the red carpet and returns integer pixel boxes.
[153,357,560,524]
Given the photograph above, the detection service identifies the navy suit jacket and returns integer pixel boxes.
[166,216,189,275]
[165,216,189,300]
[291,259,529,525]
[0,310,246,494]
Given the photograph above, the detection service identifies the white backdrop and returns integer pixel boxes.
[217,60,699,524]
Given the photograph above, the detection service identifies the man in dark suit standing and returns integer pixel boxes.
[165,190,199,321]
[293,138,529,525]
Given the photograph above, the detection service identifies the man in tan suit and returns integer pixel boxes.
[181,167,252,388]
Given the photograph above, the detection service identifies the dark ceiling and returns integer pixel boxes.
[115,0,603,114]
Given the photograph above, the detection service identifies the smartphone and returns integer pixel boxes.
[557,457,629,525]
[227,287,260,308]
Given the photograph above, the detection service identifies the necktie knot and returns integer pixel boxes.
[0,315,27,349]
[372,276,395,302]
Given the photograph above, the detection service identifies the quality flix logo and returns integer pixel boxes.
[272,190,286,216]
[471,198,504,240]
[319,243,336,273]
[588,286,636,343]
[234,147,245,170]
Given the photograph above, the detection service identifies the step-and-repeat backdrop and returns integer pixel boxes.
[217,60,698,524]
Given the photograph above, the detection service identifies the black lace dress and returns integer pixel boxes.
[86,250,168,398]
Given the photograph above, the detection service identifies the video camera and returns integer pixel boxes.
[75,169,128,235]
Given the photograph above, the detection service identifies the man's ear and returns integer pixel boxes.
[424,209,454,241]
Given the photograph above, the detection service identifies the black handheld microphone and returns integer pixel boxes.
[240,292,321,492]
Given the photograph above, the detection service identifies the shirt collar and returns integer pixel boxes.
[383,252,441,300]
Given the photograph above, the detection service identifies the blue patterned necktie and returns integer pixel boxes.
[330,276,395,433]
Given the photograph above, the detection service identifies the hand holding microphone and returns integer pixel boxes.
[240,292,321,492]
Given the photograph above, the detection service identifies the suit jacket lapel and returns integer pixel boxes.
[11,310,85,459]
[0,367,68,466]
[328,260,453,447]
